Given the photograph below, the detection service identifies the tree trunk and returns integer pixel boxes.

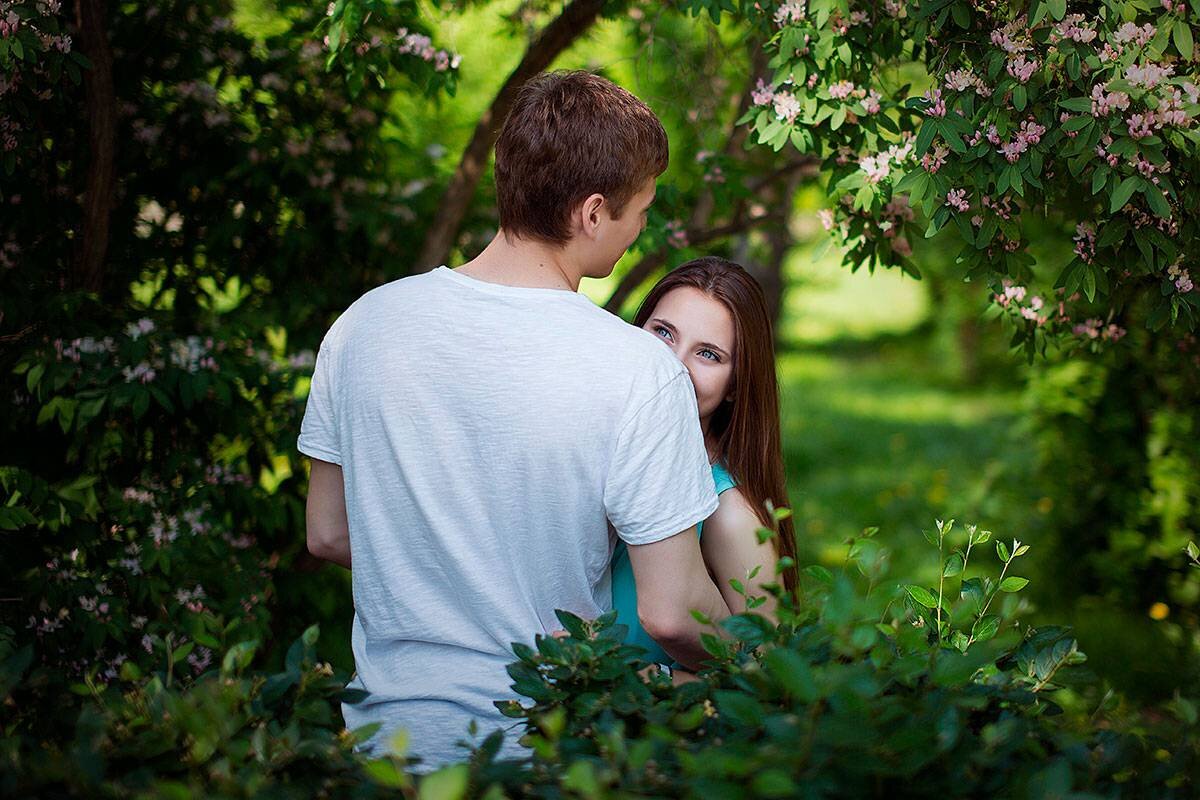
[414,0,607,271]
[73,0,117,295]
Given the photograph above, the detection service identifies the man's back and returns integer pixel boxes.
[298,266,717,768]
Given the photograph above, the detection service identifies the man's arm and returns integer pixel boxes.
[306,458,351,569]
[626,527,732,670]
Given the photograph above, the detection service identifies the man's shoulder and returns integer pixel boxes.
[572,304,688,379]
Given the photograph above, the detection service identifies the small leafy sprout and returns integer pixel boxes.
[903,518,1033,653]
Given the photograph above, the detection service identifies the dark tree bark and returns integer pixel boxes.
[415,0,607,270]
[73,0,117,295]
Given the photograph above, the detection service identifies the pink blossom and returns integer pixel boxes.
[1007,56,1039,84]
[1090,84,1130,117]
[923,89,946,117]
[666,220,689,249]
[773,91,801,123]
[751,78,775,106]
[775,1,805,26]
[990,18,1032,54]
[818,208,836,231]
[945,188,970,212]
[1113,22,1156,46]
[921,143,948,173]
[1168,262,1194,293]
[862,89,882,114]
[1127,113,1154,139]
[0,11,20,38]
[1073,222,1096,263]
[1125,62,1174,89]
[1052,14,1097,43]
[859,154,890,184]
[829,81,856,100]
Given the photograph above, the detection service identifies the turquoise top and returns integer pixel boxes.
[610,462,737,666]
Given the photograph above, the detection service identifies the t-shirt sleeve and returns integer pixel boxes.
[297,336,342,465]
[604,370,720,546]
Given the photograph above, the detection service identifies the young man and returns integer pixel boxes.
[299,70,731,772]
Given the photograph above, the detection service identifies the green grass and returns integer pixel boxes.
[769,222,1036,581]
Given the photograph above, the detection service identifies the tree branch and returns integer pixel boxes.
[73,0,117,295]
[602,213,783,314]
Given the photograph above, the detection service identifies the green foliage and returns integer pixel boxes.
[748,0,1200,354]
[7,522,1194,797]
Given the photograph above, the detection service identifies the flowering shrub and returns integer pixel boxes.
[2,311,323,713]
[746,0,1200,355]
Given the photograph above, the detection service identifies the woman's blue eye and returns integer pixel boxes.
[700,349,720,362]
[653,325,672,341]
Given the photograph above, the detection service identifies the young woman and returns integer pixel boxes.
[609,256,799,669]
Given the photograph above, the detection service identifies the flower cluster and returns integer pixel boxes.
[944,69,993,98]
[1072,317,1127,341]
[774,0,805,27]
[857,138,914,184]
[945,187,970,212]
[773,90,802,123]
[665,219,689,249]
[1073,222,1096,263]
[1051,14,1097,44]
[922,88,946,117]
[990,16,1032,55]
[1006,56,1039,84]
[996,119,1046,163]
[751,78,775,107]
[394,28,461,71]
[1112,21,1156,47]
[1168,262,1194,293]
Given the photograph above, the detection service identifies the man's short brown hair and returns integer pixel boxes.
[494,70,669,246]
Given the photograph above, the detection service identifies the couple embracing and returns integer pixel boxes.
[298,70,798,771]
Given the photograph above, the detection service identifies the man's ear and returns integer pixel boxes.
[578,193,606,239]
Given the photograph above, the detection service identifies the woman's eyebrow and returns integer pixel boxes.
[651,318,730,357]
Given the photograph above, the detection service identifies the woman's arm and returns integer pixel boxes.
[700,488,780,622]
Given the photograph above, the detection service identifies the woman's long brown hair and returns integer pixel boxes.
[633,257,798,597]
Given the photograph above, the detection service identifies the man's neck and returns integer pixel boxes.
[454,231,584,292]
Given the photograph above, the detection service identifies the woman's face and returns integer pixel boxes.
[643,286,736,429]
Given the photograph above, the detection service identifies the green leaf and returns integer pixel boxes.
[914,121,938,157]
[972,614,1000,642]
[1145,185,1172,218]
[1048,0,1067,19]
[221,640,259,676]
[1110,176,1139,213]
[26,363,44,393]
[553,609,588,640]
[803,564,835,584]
[996,540,1011,562]
[1175,20,1194,60]
[905,585,939,609]
[714,690,766,727]
[943,553,964,577]
[418,764,469,800]
[999,576,1029,592]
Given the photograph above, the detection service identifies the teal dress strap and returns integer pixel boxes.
[609,461,738,666]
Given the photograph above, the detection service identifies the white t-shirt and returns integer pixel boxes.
[297,266,718,771]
